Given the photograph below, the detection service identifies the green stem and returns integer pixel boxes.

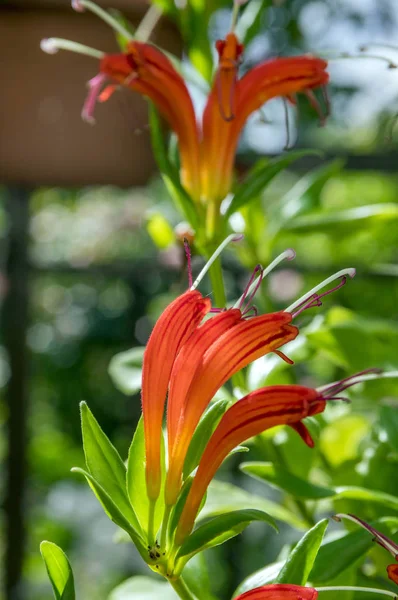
[169,577,197,600]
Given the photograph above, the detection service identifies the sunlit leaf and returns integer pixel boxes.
[226,150,322,217]
[79,403,142,534]
[178,509,277,559]
[127,417,166,535]
[201,480,307,529]
[40,541,75,600]
[276,519,328,585]
[310,517,398,583]
[183,399,232,478]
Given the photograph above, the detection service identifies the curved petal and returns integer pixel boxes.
[165,312,298,505]
[387,564,398,585]
[201,47,329,202]
[142,290,210,500]
[100,42,201,201]
[233,584,318,599]
[175,385,325,543]
[167,308,242,456]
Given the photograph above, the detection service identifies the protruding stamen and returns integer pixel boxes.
[233,249,296,311]
[190,234,243,290]
[71,0,134,41]
[325,51,397,69]
[317,368,390,397]
[285,267,356,315]
[316,586,397,598]
[40,37,104,59]
[82,73,108,124]
[333,514,398,557]
[282,97,292,150]
[184,238,193,289]
[239,265,263,316]
[230,0,249,31]
[135,3,163,42]
[292,275,348,318]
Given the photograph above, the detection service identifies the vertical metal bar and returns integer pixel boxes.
[2,187,30,600]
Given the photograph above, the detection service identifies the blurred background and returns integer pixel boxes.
[1,0,398,599]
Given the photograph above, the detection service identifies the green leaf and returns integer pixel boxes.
[333,486,398,511]
[310,517,398,583]
[236,0,271,45]
[183,553,217,600]
[148,104,199,228]
[272,158,344,231]
[40,541,75,600]
[226,150,322,217]
[183,399,232,478]
[108,347,145,395]
[178,509,277,559]
[284,203,398,234]
[108,576,178,600]
[276,519,328,585]
[127,417,165,535]
[71,467,147,560]
[79,403,141,534]
[241,462,335,499]
[201,480,307,529]
[379,404,398,453]
[169,476,195,538]
[233,561,284,597]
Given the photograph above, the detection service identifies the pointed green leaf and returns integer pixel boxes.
[226,150,322,217]
[272,158,344,229]
[183,399,232,478]
[127,417,166,535]
[40,541,75,600]
[183,553,217,600]
[109,576,178,600]
[241,462,335,499]
[284,203,398,234]
[177,509,277,559]
[71,467,148,561]
[276,519,328,585]
[169,476,195,538]
[201,480,307,529]
[108,347,145,395]
[333,486,398,511]
[310,517,398,583]
[80,402,141,533]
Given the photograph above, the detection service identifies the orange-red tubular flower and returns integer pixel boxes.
[88,33,328,207]
[166,308,243,455]
[141,290,210,500]
[165,312,298,506]
[201,33,329,202]
[99,42,202,202]
[234,584,318,600]
[175,385,326,544]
